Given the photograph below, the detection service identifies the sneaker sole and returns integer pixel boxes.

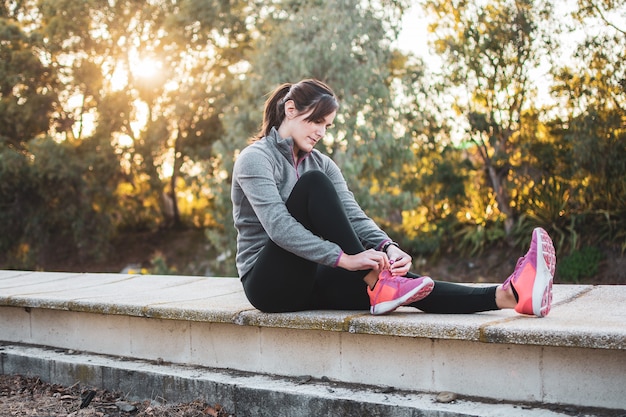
[532,228,556,317]
[370,277,434,315]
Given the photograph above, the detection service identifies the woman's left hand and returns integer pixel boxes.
[385,245,412,276]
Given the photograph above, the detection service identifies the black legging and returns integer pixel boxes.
[241,170,499,314]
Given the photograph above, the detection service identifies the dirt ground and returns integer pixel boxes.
[0,374,233,417]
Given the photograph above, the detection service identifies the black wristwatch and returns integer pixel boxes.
[382,241,399,253]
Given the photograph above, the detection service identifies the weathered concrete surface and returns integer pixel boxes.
[1,270,623,349]
[1,344,619,417]
[1,270,625,411]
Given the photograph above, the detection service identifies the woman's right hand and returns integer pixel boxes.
[337,249,390,271]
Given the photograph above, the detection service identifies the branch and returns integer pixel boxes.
[589,0,626,35]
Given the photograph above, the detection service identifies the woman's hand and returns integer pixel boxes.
[385,245,412,276]
[338,249,390,272]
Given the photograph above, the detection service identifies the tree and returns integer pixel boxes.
[1,0,252,267]
[1,3,119,266]
[546,0,626,249]
[242,0,422,218]
[0,15,57,151]
[422,0,555,236]
[197,0,430,273]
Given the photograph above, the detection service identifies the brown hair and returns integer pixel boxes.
[256,79,339,140]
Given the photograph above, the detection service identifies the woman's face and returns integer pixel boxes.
[279,100,336,157]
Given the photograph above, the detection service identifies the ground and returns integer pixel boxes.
[0,374,233,417]
[27,228,626,285]
[3,374,625,417]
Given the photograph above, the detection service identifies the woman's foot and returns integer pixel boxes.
[368,270,434,315]
[495,284,517,309]
[502,227,557,317]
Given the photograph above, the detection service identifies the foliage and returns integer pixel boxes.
[421,0,556,235]
[0,0,625,276]
[557,246,604,283]
[0,137,118,268]
[245,0,417,217]
[208,0,420,271]
[0,16,58,150]
[148,252,178,275]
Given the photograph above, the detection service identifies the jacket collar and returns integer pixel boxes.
[267,127,312,164]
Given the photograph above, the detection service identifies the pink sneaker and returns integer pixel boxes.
[368,270,434,315]
[503,227,556,317]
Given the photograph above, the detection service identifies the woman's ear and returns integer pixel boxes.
[284,99,297,119]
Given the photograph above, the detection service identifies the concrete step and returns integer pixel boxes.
[1,270,625,415]
[2,344,616,417]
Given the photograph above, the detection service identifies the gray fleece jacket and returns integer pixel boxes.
[231,127,390,278]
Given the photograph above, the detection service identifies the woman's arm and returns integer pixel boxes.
[234,148,342,267]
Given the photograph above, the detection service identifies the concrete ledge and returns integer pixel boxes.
[1,270,626,411]
[1,270,623,349]
[1,344,617,417]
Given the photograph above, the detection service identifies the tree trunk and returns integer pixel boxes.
[487,164,514,236]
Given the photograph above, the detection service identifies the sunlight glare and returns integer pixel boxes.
[67,94,97,138]
[110,62,127,91]
[132,57,162,79]
[131,101,149,138]
[109,55,163,91]
[117,134,134,148]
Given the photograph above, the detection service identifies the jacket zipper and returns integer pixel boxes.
[292,146,305,179]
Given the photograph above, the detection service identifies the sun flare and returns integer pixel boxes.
[132,57,162,79]
[109,55,163,91]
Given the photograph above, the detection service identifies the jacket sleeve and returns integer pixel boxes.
[234,148,343,267]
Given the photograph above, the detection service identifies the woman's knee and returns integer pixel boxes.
[293,171,335,199]
[298,170,332,188]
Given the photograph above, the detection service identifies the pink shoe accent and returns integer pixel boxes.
[368,270,434,315]
[503,227,556,317]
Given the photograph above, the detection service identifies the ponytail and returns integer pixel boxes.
[257,83,292,140]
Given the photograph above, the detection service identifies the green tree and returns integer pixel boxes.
[0,15,57,150]
[422,0,555,235]
[1,0,252,267]
[199,0,430,273]
[245,0,422,217]
[38,0,250,231]
[0,136,120,268]
[546,0,626,250]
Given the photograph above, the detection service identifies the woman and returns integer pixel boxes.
[231,79,556,317]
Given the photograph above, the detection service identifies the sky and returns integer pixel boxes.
[396,5,433,60]
[392,2,595,108]
[395,1,583,58]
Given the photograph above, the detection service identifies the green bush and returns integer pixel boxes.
[149,252,178,275]
[557,247,604,283]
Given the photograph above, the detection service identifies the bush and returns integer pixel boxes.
[557,246,604,283]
